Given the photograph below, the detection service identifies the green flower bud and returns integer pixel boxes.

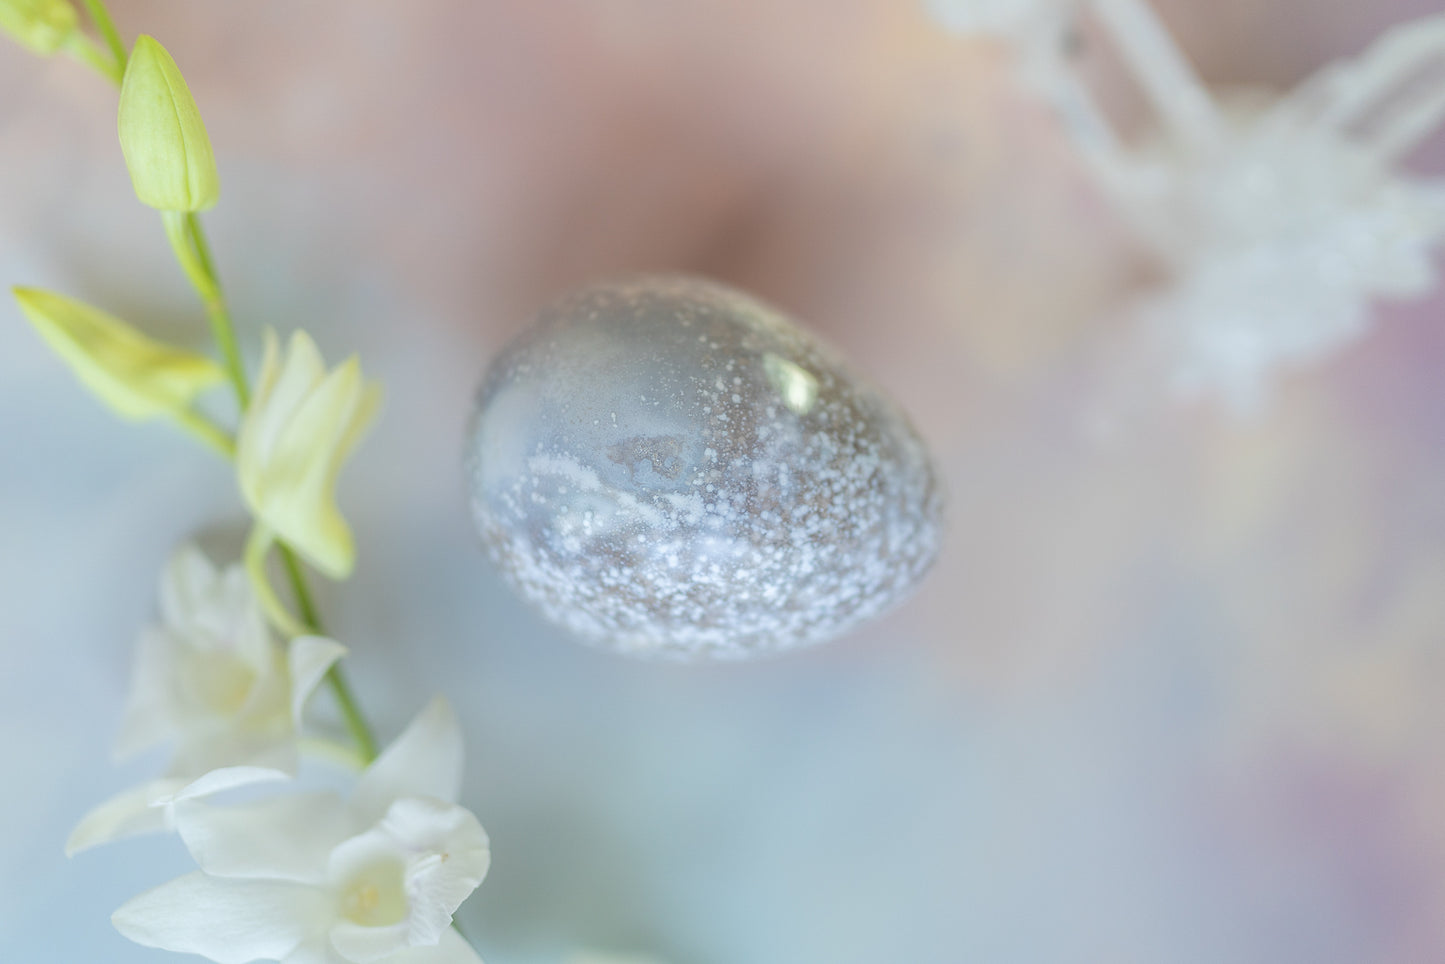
[117,35,220,212]
[0,0,78,55]
[14,286,226,421]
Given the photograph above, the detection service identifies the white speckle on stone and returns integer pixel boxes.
[465,276,943,661]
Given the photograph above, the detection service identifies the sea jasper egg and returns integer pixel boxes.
[465,276,942,660]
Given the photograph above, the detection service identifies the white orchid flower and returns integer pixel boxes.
[237,328,382,582]
[113,697,490,964]
[66,544,346,854]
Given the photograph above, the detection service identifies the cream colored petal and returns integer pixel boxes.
[230,632,293,740]
[259,357,378,578]
[114,626,177,760]
[282,936,344,964]
[169,726,298,778]
[248,328,284,420]
[159,765,293,804]
[65,778,188,856]
[272,357,366,496]
[388,798,490,942]
[326,799,488,962]
[219,563,278,671]
[333,363,384,468]
[382,929,485,964]
[113,872,330,964]
[158,542,221,631]
[237,329,379,580]
[263,331,330,443]
[328,919,410,963]
[352,697,463,825]
[175,791,349,883]
[288,635,348,726]
[241,329,323,478]
[237,329,285,509]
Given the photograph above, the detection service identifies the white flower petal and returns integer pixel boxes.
[282,936,346,964]
[120,542,298,781]
[252,329,328,466]
[112,871,331,964]
[65,778,187,855]
[231,621,292,730]
[169,716,299,774]
[175,792,348,883]
[236,329,380,580]
[289,636,348,726]
[352,698,462,824]
[159,542,220,630]
[329,919,411,963]
[114,626,177,759]
[162,765,294,803]
[326,797,488,960]
[381,928,485,964]
[221,563,277,670]
[262,357,377,578]
[171,729,300,782]
[387,799,490,941]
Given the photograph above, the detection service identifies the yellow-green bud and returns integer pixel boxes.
[0,0,78,54]
[14,286,226,421]
[117,35,220,212]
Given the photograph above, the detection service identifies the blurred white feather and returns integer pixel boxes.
[927,0,1445,412]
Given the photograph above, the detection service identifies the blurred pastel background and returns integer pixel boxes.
[2,1,1444,962]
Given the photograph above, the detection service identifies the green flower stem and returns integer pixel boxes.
[244,529,380,765]
[171,407,235,457]
[175,210,376,769]
[296,736,367,772]
[168,209,376,769]
[62,32,122,85]
[78,0,126,77]
[59,0,383,772]
[322,662,379,765]
[245,526,309,638]
[186,214,251,407]
[162,211,250,407]
[277,543,323,629]
[278,543,379,764]
[25,0,393,825]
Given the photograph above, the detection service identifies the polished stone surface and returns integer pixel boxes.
[466,277,943,659]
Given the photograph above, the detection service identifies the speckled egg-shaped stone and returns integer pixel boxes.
[465,276,942,660]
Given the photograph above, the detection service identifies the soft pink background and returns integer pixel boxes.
[2,2,1443,962]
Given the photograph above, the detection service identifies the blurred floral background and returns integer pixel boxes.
[2,1,1443,961]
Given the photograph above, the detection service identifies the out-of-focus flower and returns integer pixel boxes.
[1088,6,1445,411]
[237,329,382,581]
[113,698,489,964]
[1125,100,1445,412]
[66,544,345,854]
[14,286,225,422]
[925,0,1075,47]
[0,0,76,54]
[118,34,220,212]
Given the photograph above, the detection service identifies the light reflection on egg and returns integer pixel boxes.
[465,276,942,660]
